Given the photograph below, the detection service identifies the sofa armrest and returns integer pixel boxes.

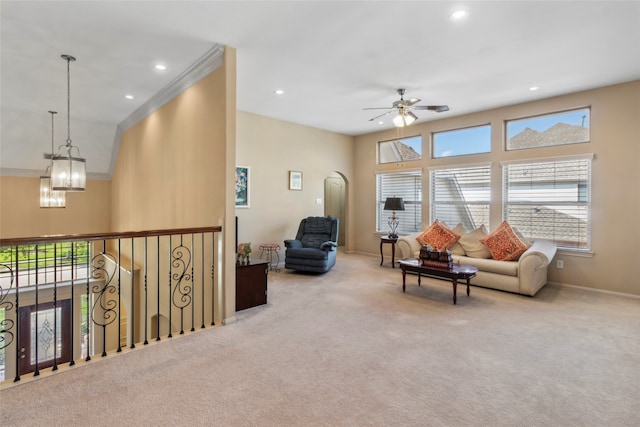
[284,239,302,249]
[396,232,423,259]
[517,239,557,296]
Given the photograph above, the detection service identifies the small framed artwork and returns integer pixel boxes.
[289,170,302,190]
[235,166,250,208]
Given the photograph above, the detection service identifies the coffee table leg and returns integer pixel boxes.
[402,269,406,292]
[466,278,471,297]
[452,278,457,305]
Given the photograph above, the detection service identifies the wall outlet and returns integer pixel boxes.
[556,260,564,269]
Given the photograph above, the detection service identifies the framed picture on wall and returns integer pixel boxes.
[235,166,250,208]
[289,170,302,190]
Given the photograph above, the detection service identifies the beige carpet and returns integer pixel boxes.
[1,251,639,426]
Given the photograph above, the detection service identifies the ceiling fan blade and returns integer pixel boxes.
[368,110,395,121]
[363,107,394,110]
[405,98,421,106]
[414,105,450,113]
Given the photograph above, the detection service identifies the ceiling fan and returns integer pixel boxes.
[364,88,449,127]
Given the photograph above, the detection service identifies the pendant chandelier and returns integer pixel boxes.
[51,54,86,192]
[40,111,66,208]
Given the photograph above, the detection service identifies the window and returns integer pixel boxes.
[376,170,422,234]
[506,107,590,150]
[430,164,491,231]
[432,125,491,158]
[378,135,422,164]
[502,156,592,250]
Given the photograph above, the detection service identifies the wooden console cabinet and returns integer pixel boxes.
[236,260,268,311]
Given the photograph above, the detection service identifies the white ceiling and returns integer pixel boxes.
[1,1,639,177]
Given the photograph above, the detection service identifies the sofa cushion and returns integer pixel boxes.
[449,223,467,256]
[416,220,461,250]
[452,255,519,276]
[458,225,492,259]
[480,221,532,261]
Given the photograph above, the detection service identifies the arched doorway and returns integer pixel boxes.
[324,172,347,246]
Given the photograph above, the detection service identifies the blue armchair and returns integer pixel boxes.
[284,216,339,273]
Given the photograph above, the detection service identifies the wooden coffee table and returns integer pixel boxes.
[398,259,478,304]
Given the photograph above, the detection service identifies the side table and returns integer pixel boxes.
[379,236,398,268]
[236,260,269,311]
[259,243,281,272]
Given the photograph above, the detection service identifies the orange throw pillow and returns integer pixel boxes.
[416,220,461,250]
[479,221,531,261]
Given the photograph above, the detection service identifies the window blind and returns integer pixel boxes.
[376,171,422,234]
[430,165,491,231]
[503,157,591,249]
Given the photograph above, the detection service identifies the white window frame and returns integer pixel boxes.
[505,107,591,151]
[501,154,593,251]
[376,170,422,235]
[429,163,491,231]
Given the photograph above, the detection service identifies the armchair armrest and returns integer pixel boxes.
[321,241,338,251]
[284,239,303,249]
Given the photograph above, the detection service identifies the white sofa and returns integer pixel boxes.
[396,232,557,296]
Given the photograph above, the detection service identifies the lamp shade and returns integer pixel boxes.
[51,147,86,191]
[383,197,405,211]
[40,174,66,208]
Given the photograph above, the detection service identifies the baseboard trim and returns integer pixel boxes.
[547,281,640,299]
[223,316,238,325]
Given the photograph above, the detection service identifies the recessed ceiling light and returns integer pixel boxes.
[450,9,469,21]
[274,89,284,95]
[125,94,135,100]
[378,121,384,125]
[529,86,539,91]
[155,64,167,71]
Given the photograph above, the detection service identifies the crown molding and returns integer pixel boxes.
[108,44,225,176]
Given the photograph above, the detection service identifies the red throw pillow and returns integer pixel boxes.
[416,220,461,250]
[479,221,531,261]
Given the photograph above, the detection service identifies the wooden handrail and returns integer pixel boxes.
[0,226,223,247]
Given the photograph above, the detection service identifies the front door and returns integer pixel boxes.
[18,299,72,375]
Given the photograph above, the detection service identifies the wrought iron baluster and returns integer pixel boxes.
[14,246,20,382]
[130,237,135,349]
[69,242,75,366]
[144,236,148,345]
[156,235,160,342]
[201,232,205,329]
[211,233,216,326]
[117,239,122,352]
[190,233,195,332]
[85,241,91,362]
[168,235,172,339]
[91,240,117,357]
[52,243,58,372]
[34,244,40,377]
[171,235,192,336]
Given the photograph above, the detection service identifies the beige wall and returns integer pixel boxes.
[110,48,235,323]
[111,71,227,231]
[0,176,111,238]
[354,80,640,296]
[235,111,355,252]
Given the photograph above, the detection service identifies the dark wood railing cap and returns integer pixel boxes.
[0,226,223,247]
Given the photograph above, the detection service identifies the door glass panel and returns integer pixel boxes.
[30,307,62,364]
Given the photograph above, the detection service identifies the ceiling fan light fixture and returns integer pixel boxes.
[393,111,417,127]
